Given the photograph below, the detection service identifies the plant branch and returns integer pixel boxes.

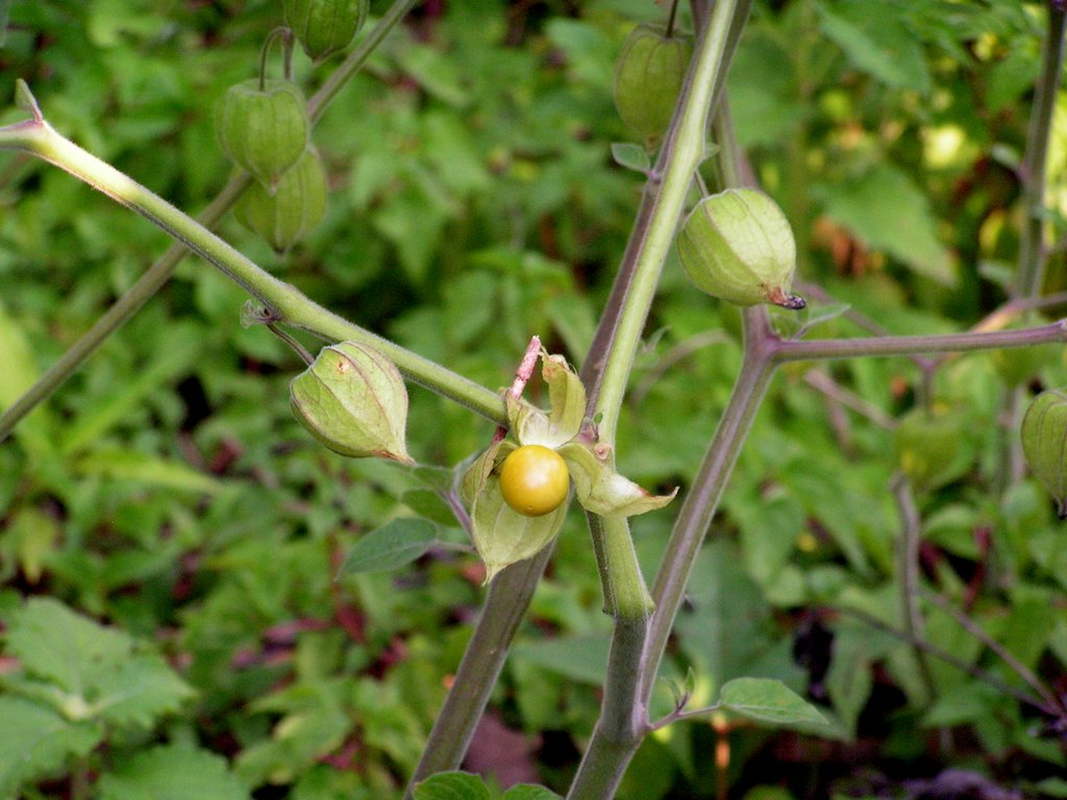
[835,605,1053,715]
[0,0,420,444]
[920,588,1062,714]
[0,94,504,425]
[566,3,754,797]
[802,368,896,431]
[404,544,556,798]
[640,328,777,703]
[1013,2,1067,298]
[772,320,1067,363]
[891,474,938,703]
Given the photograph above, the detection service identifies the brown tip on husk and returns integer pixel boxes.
[768,286,806,310]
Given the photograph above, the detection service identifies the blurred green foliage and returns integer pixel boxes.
[2,1,1067,798]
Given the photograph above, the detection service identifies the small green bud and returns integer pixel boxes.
[1021,388,1067,518]
[234,147,327,253]
[215,79,310,190]
[285,0,369,62]
[290,342,412,464]
[613,25,693,139]
[678,188,805,309]
[894,408,964,491]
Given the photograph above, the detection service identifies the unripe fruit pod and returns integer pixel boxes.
[290,342,412,464]
[614,25,693,139]
[894,408,964,491]
[215,79,309,191]
[678,188,805,309]
[285,0,369,62]
[1021,388,1067,518]
[234,147,327,253]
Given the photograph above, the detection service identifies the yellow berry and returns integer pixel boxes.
[499,445,570,517]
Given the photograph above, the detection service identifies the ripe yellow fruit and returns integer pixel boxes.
[499,445,570,517]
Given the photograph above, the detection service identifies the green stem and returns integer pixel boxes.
[0,114,504,424]
[594,0,744,445]
[0,0,419,443]
[404,545,555,798]
[566,5,754,796]
[584,0,749,623]
[640,318,778,703]
[588,514,655,620]
[1013,3,1066,298]
[891,474,938,703]
[0,175,250,443]
[771,320,1067,362]
[259,27,292,90]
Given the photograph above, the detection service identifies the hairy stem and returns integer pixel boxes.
[0,0,419,443]
[0,113,504,424]
[772,321,1067,362]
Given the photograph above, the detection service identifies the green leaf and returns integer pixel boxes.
[396,44,470,107]
[610,142,650,174]
[503,785,562,800]
[339,518,437,575]
[817,1,930,93]
[542,352,586,444]
[0,300,55,456]
[1033,777,1067,798]
[98,743,249,800]
[73,448,221,495]
[13,78,40,117]
[5,597,132,691]
[512,635,611,685]
[825,624,873,740]
[0,696,102,796]
[402,489,461,526]
[414,771,492,800]
[815,163,955,286]
[4,598,193,727]
[59,322,203,455]
[719,678,827,726]
[90,657,195,728]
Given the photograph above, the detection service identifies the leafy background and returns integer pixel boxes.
[2,1,1067,798]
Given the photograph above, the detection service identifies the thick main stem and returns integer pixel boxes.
[593,0,746,445]
[404,545,554,797]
